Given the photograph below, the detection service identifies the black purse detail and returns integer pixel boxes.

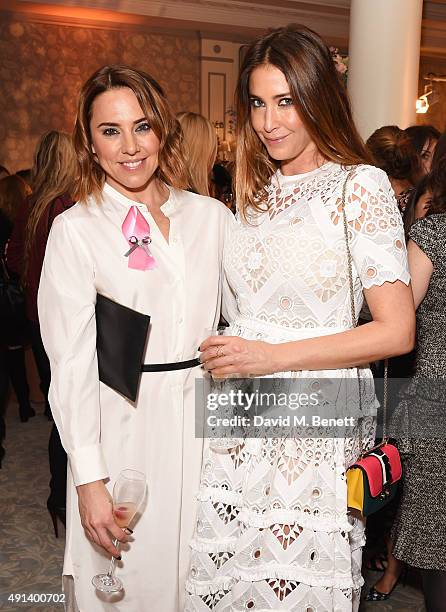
[95,294,150,402]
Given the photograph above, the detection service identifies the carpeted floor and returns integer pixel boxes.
[0,400,426,612]
[0,402,65,612]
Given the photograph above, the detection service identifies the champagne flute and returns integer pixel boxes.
[92,469,146,593]
[201,326,243,450]
[208,375,244,451]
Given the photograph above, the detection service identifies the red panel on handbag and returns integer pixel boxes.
[350,443,402,498]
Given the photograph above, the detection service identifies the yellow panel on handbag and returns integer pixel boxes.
[347,467,365,514]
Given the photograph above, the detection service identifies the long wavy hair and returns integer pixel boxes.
[177,112,217,196]
[24,131,78,278]
[73,65,189,201]
[235,24,372,220]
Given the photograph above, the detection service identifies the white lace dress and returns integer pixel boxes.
[185,163,410,612]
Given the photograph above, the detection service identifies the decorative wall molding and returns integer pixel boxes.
[4,0,349,46]
[200,38,240,140]
[4,0,446,57]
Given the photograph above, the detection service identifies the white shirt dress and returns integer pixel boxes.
[38,182,234,612]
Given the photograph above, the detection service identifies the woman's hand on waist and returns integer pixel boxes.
[199,335,281,376]
[76,480,129,558]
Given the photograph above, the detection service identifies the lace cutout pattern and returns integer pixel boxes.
[267,578,300,600]
[200,589,231,609]
[209,551,234,570]
[271,523,303,549]
[225,164,410,331]
[186,164,408,612]
[213,502,239,525]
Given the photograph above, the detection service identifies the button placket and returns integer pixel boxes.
[169,218,186,360]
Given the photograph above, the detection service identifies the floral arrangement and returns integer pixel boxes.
[225,106,237,137]
[330,47,348,83]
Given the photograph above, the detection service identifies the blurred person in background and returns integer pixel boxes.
[177,111,217,196]
[15,168,33,190]
[365,175,433,602]
[389,131,446,611]
[367,125,419,213]
[0,165,10,180]
[405,124,440,178]
[211,162,235,212]
[0,175,34,424]
[1,206,11,467]
[403,174,432,239]
[7,131,78,536]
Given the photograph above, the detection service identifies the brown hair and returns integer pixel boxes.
[0,174,31,223]
[176,112,217,196]
[402,174,432,238]
[428,130,446,215]
[73,65,189,201]
[367,125,419,183]
[235,24,372,219]
[405,124,440,154]
[25,131,78,277]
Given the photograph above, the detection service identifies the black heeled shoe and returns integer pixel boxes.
[47,500,66,538]
[365,566,408,601]
[19,404,36,423]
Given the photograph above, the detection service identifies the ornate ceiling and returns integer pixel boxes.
[3,0,446,56]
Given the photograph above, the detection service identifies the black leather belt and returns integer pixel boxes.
[141,357,201,372]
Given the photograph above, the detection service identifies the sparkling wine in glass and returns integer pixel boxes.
[201,327,243,450]
[113,502,138,529]
[92,469,146,593]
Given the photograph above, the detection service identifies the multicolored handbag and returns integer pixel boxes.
[346,438,402,517]
[340,171,403,517]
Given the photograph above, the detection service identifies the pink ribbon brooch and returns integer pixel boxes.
[122,206,156,271]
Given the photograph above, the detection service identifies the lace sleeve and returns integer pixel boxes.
[339,165,410,289]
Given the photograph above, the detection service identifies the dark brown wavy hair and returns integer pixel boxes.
[402,174,432,238]
[428,130,446,215]
[367,125,419,183]
[405,124,440,156]
[73,65,189,201]
[235,24,372,220]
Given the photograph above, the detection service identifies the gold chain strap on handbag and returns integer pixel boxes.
[340,170,389,452]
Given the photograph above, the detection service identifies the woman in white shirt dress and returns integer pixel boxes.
[186,25,415,611]
[38,65,233,611]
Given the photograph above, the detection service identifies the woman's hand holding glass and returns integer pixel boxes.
[199,335,278,378]
[77,480,128,559]
[92,469,146,593]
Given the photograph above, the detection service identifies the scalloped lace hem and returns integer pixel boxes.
[186,564,364,595]
[362,270,410,290]
[237,507,354,533]
[190,537,238,553]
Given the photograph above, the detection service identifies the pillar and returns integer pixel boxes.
[347,0,423,140]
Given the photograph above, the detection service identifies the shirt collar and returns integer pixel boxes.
[102,182,179,216]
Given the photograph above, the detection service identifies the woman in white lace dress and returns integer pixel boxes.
[186,25,415,612]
